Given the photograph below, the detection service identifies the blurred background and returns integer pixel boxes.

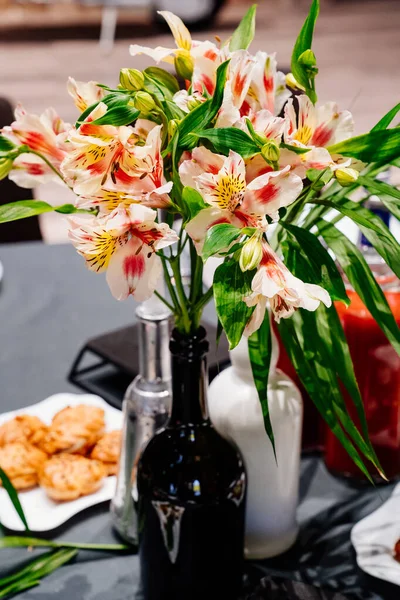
[0,0,399,243]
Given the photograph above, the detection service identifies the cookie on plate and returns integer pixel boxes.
[0,415,48,447]
[37,404,106,455]
[39,454,106,501]
[90,430,121,475]
[0,442,47,490]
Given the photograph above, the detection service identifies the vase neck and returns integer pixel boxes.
[169,327,210,426]
[135,298,172,383]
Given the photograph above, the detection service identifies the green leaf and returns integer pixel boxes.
[315,304,384,477]
[0,549,77,597]
[281,142,312,155]
[163,100,186,121]
[182,186,208,223]
[144,66,180,95]
[328,128,400,164]
[202,223,242,261]
[317,220,400,356]
[0,135,16,152]
[195,128,260,158]
[291,0,320,103]
[92,105,140,126]
[278,313,373,482]
[357,175,400,220]
[248,313,276,457]
[0,536,128,551]
[229,4,257,51]
[281,222,349,304]
[213,259,255,349]
[0,200,91,223]
[178,60,230,149]
[75,92,131,127]
[0,466,29,530]
[315,197,400,279]
[371,102,400,132]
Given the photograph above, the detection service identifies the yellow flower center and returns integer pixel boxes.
[294,124,313,146]
[213,174,245,211]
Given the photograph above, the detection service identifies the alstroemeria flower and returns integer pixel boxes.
[280,95,354,177]
[247,52,290,116]
[172,89,207,113]
[180,147,302,252]
[69,204,178,301]
[130,11,192,66]
[2,105,70,188]
[67,78,105,113]
[215,50,257,128]
[244,242,331,335]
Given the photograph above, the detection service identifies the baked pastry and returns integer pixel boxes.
[0,415,48,447]
[90,430,121,475]
[39,454,106,501]
[0,442,47,490]
[37,405,105,455]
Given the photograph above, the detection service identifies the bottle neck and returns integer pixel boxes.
[136,301,172,383]
[169,327,210,426]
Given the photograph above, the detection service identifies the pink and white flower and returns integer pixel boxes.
[244,242,332,334]
[2,105,70,188]
[244,52,291,117]
[180,147,302,252]
[67,78,105,113]
[215,50,257,128]
[69,204,178,301]
[280,95,354,177]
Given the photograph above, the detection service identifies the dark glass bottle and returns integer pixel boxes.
[137,327,247,600]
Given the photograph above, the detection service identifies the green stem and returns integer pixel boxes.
[25,149,70,188]
[0,537,129,552]
[153,291,175,313]
[170,257,191,333]
[160,251,181,315]
[191,286,213,320]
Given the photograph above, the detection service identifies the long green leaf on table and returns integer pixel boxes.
[314,304,384,476]
[370,102,400,132]
[229,4,257,51]
[290,0,319,103]
[0,200,90,223]
[357,176,400,221]
[0,549,78,597]
[213,258,255,350]
[0,536,129,551]
[195,128,260,158]
[314,197,400,278]
[178,60,230,148]
[202,223,242,261]
[281,222,349,304]
[278,313,373,481]
[328,127,400,164]
[248,313,275,456]
[0,467,29,531]
[318,220,400,356]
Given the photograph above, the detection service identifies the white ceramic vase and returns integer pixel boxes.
[208,327,303,559]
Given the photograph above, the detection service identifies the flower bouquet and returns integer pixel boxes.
[1,0,400,482]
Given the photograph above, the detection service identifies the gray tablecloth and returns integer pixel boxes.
[0,242,397,600]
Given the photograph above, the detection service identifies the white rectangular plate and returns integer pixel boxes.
[0,393,123,532]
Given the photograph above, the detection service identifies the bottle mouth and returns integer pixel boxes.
[170,326,209,357]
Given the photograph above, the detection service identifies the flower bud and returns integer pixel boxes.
[261,141,280,164]
[285,73,305,91]
[335,167,359,187]
[134,91,155,113]
[0,156,13,180]
[168,119,178,138]
[174,50,194,81]
[298,49,317,68]
[187,96,203,111]
[119,68,144,91]
[239,235,263,272]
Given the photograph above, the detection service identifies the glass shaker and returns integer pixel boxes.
[111,296,172,543]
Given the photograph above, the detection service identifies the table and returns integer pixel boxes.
[0,241,398,600]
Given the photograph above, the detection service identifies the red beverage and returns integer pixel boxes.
[325,289,400,481]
